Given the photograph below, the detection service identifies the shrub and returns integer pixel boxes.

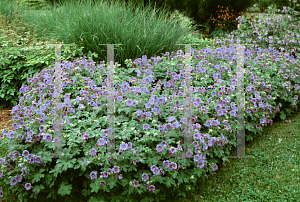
[0,47,237,201]
[0,2,100,110]
[1,29,300,200]
[217,5,300,61]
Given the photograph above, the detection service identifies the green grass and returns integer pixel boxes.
[173,107,300,201]
[0,0,201,69]
[0,0,300,201]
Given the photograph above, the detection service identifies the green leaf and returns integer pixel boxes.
[58,180,72,196]
[31,168,46,183]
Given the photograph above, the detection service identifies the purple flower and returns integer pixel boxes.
[97,138,106,146]
[143,123,150,130]
[133,180,139,187]
[99,181,106,186]
[10,177,17,186]
[163,160,170,168]
[90,171,97,179]
[24,183,31,190]
[168,116,176,122]
[212,164,218,171]
[169,147,176,154]
[126,99,133,106]
[148,185,155,191]
[113,166,120,173]
[120,143,128,150]
[127,142,133,148]
[156,144,164,152]
[89,148,97,156]
[141,173,149,182]
[145,103,151,108]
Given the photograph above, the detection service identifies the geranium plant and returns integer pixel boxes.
[0,37,299,201]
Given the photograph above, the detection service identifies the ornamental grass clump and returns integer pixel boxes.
[1,35,300,201]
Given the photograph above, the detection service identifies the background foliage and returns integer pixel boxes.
[97,0,257,36]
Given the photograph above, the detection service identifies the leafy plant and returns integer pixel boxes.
[1,23,300,200]
[0,52,226,201]
[0,0,300,202]
[220,2,300,61]
[0,1,100,110]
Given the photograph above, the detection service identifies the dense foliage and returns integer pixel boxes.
[0,0,299,201]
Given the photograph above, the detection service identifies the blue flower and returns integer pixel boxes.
[158,124,166,130]
[168,116,176,122]
[173,121,180,128]
[120,142,128,150]
[113,165,120,173]
[126,99,133,106]
[101,171,108,178]
[34,156,42,164]
[15,175,22,182]
[186,149,193,158]
[97,138,106,146]
[151,107,158,113]
[170,162,177,170]
[132,100,138,107]
[165,123,172,130]
[133,180,139,187]
[180,117,187,124]
[151,166,160,175]
[24,183,31,190]
[22,150,30,158]
[197,160,205,168]
[146,112,152,117]
[148,98,155,105]
[10,177,17,186]
[148,185,155,191]
[156,144,163,152]
[90,171,97,179]
[89,148,97,156]
[212,164,218,171]
[163,160,170,168]
[141,173,149,182]
[143,123,150,130]
[169,147,176,154]
[193,141,199,147]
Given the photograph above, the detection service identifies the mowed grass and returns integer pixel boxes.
[173,106,300,201]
